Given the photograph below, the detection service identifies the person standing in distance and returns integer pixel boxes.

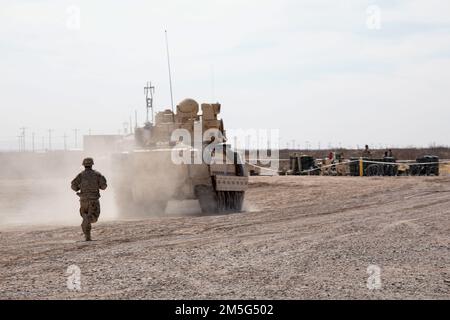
[71,157,107,241]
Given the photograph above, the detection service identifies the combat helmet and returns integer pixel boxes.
[82,157,94,167]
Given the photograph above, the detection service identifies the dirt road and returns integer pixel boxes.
[0,176,449,299]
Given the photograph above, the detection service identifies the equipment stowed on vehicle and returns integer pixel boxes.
[349,157,398,177]
[349,155,440,177]
[321,152,348,176]
[409,155,440,176]
[287,153,320,175]
[111,96,249,217]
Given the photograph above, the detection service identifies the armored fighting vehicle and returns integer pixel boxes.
[112,98,248,217]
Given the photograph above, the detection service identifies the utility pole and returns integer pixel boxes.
[73,129,79,149]
[20,127,27,151]
[63,133,68,150]
[17,136,22,152]
[144,82,155,124]
[165,30,175,117]
[41,136,45,151]
[211,64,215,102]
[135,110,138,130]
[48,129,53,151]
[129,115,133,134]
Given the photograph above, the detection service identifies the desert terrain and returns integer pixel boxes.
[0,176,449,299]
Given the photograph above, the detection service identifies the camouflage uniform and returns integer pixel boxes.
[71,158,107,241]
[362,150,371,157]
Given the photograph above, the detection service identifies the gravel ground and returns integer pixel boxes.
[0,176,449,299]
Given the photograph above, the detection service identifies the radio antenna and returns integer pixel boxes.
[165,30,175,120]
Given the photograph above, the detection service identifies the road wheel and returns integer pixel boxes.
[367,164,383,176]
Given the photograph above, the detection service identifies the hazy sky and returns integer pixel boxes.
[1,0,450,150]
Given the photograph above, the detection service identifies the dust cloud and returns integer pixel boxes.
[111,149,204,218]
[0,144,253,228]
[0,151,117,228]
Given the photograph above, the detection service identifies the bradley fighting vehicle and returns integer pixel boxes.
[112,95,249,217]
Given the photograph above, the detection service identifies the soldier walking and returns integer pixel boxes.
[71,158,107,241]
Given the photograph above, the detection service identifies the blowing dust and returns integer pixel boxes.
[110,150,205,217]
[0,149,254,228]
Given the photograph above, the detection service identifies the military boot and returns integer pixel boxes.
[81,215,91,241]
[85,222,92,241]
